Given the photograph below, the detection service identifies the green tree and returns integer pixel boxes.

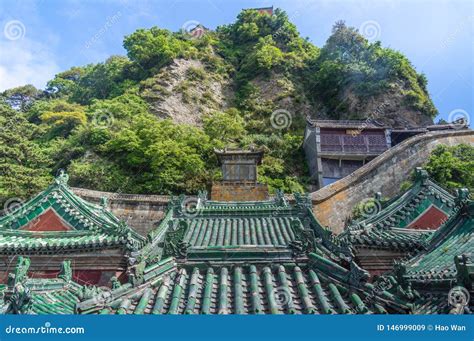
[1,84,41,111]
[123,28,194,72]
[203,109,246,145]
[71,56,134,104]
[37,100,87,138]
[308,21,437,118]
[425,144,474,194]
[0,103,52,206]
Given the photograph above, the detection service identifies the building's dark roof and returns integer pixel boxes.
[248,6,274,15]
[306,119,388,130]
[214,148,264,164]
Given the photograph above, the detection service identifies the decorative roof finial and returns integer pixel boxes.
[414,167,428,183]
[455,188,470,206]
[55,169,69,186]
[100,196,109,209]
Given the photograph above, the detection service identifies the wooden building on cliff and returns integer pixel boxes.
[304,119,391,189]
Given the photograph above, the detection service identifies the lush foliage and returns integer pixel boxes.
[0,9,442,205]
[0,102,53,205]
[307,21,437,118]
[425,144,474,194]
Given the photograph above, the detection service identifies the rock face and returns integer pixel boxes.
[250,72,313,119]
[140,58,231,126]
[310,81,434,128]
[335,81,434,128]
[139,59,432,130]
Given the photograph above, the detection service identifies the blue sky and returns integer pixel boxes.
[0,0,472,124]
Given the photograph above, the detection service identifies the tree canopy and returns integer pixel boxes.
[0,8,447,207]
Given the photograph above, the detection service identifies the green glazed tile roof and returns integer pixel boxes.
[349,169,456,231]
[399,200,473,283]
[339,171,459,252]
[78,258,409,315]
[181,216,296,247]
[28,283,82,315]
[0,172,145,252]
[0,276,83,315]
[342,227,432,251]
[141,192,344,263]
[0,230,130,253]
[2,178,467,315]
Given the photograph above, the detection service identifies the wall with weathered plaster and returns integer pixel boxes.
[72,188,170,236]
[311,130,474,234]
[210,184,269,201]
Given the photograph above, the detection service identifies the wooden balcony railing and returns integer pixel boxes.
[320,134,388,154]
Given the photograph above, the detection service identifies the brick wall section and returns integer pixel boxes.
[210,184,269,201]
[311,130,474,234]
[72,188,170,236]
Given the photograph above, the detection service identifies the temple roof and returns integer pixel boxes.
[139,191,345,266]
[0,172,471,315]
[396,195,473,286]
[77,256,410,315]
[339,169,458,252]
[0,172,145,253]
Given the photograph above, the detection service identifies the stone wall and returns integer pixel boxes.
[72,188,170,236]
[311,130,474,234]
[210,183,269,201]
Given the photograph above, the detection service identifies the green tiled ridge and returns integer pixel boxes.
[0,173,145,251]
[79,262,407,315]
[401,200,473,282]
[348,169,455,231]
[0,232,127,252]
[345,228,432,251]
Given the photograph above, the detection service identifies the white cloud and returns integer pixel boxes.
[0,36,60,92]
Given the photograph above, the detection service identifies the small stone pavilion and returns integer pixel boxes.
[211,148,269,201]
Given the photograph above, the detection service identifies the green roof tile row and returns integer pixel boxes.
[402,203,473,282]
[181,216,296,247]
[81,263,402,315]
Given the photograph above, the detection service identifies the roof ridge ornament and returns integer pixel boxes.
[274,189,288,207]
[198,190,208,205]
[100,196,109,209]
[455,188,470,206]
[414,167,429,184]
[55,169,69,186]
[8,256,30,288]
[294,192,312,210]
[58,260,72,282]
